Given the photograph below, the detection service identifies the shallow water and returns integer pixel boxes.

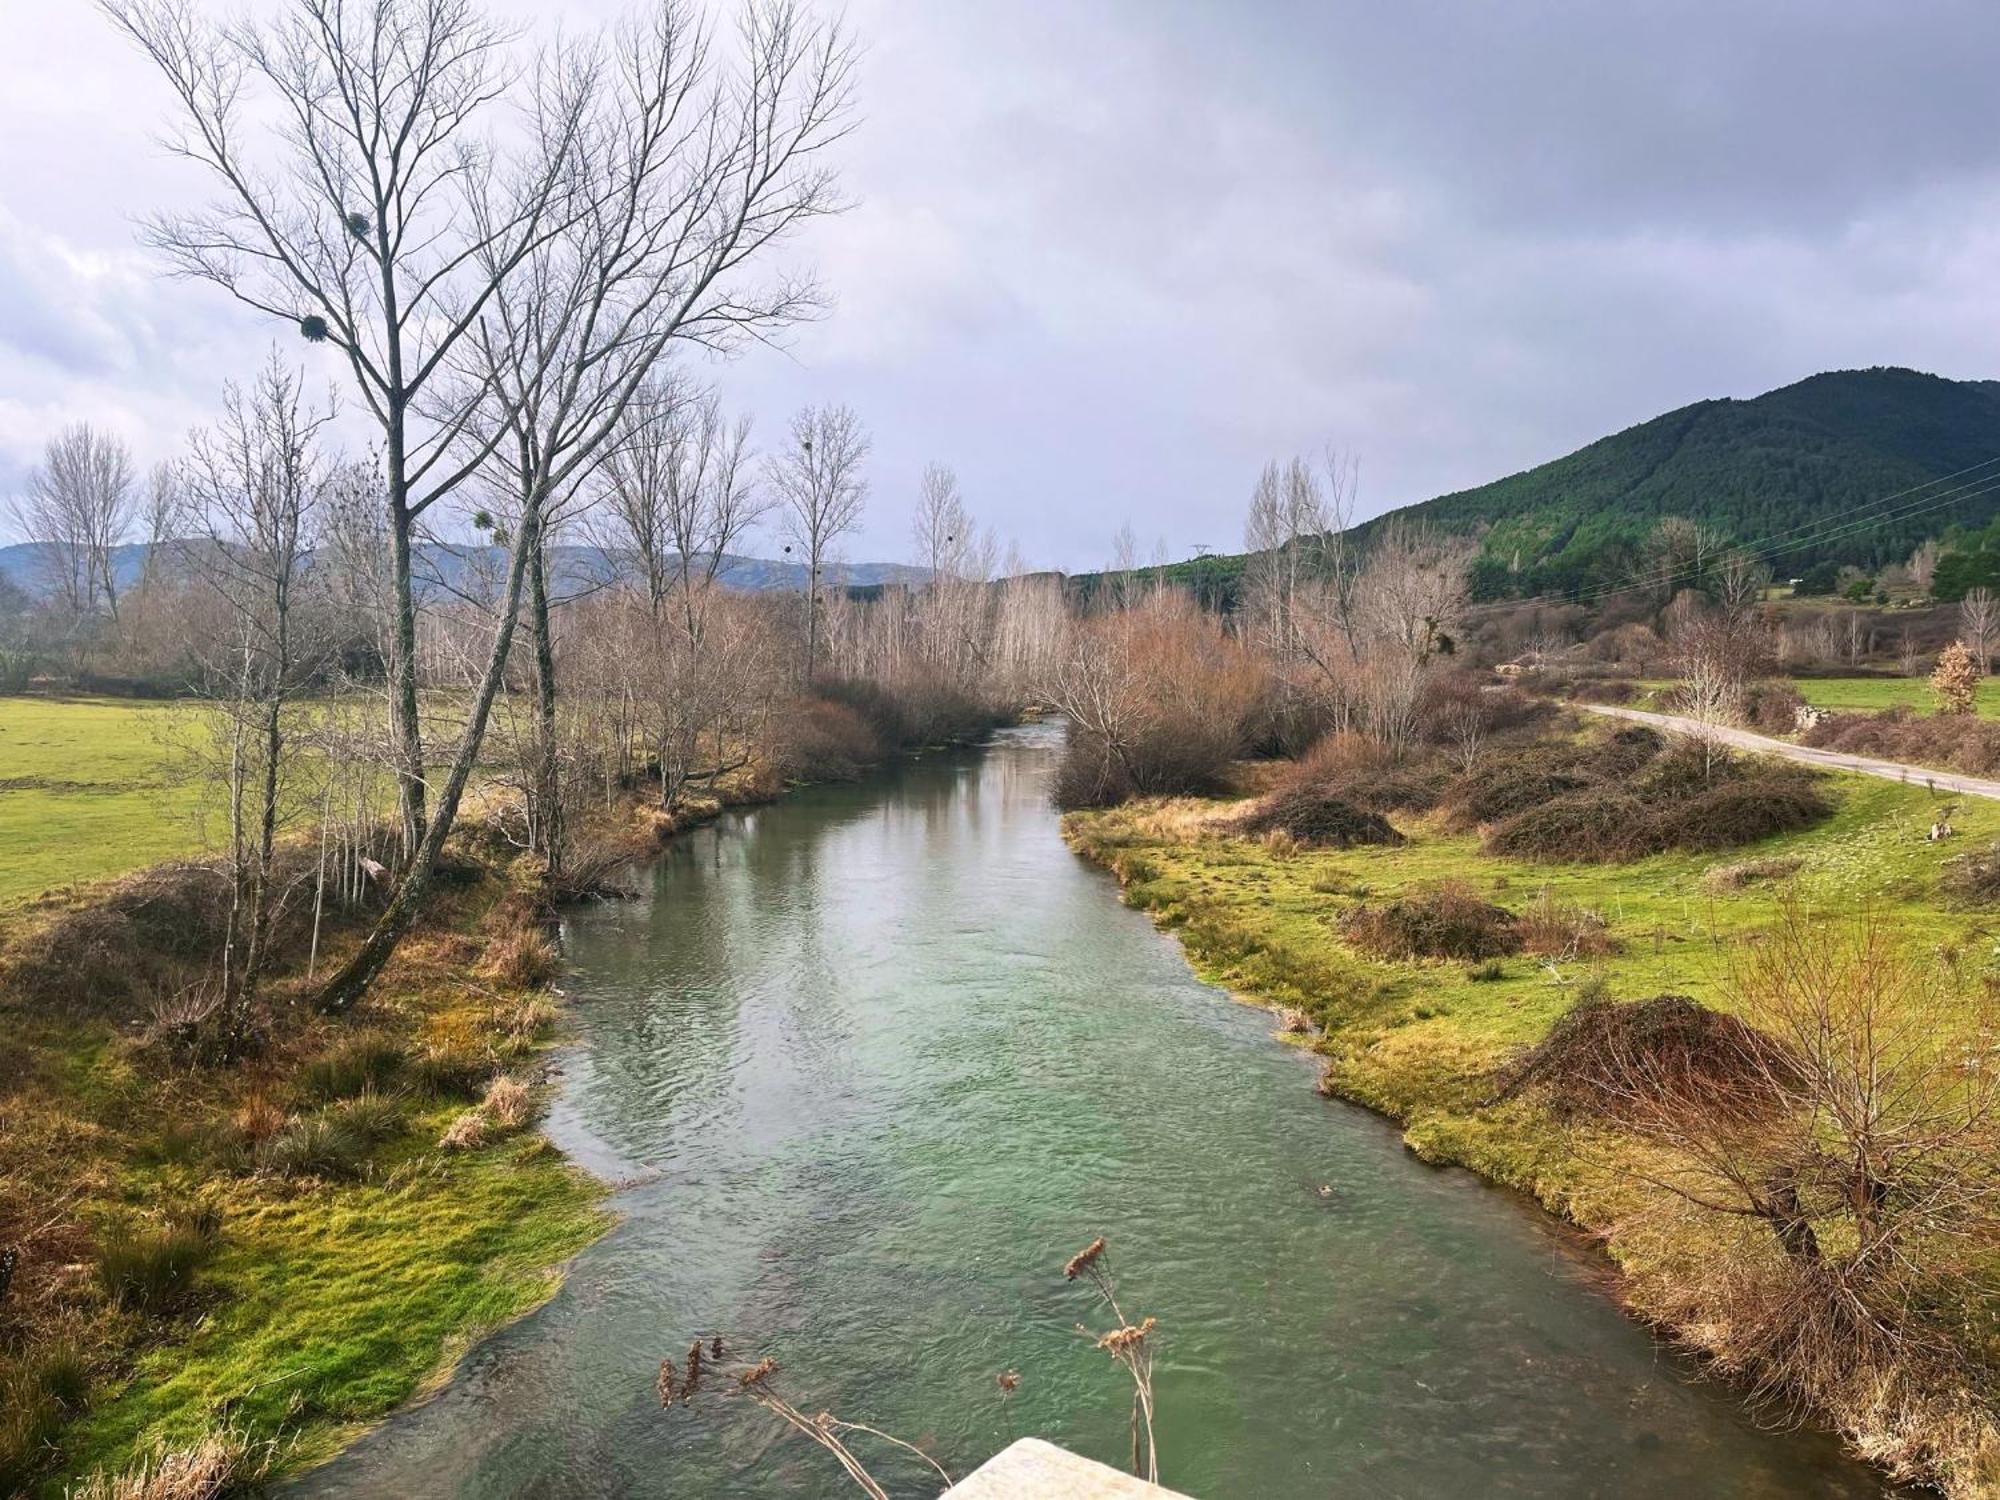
[300,723,1887,1498]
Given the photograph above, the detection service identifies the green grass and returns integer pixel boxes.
[0,697,209,907]
[1793,674,2000,718]
[1635,675,2000,720]
[1067,766,1997,1186]
[59,1138,607,1486]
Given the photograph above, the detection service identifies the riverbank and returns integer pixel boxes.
[297,721,1892,1500]
[0,688,1015,1496]
[1064,770,2000,1497]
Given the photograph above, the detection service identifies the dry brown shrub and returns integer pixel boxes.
[438,1110,491,1151]
[1285,732,1450,813]
[481,926,558,989]
[1702,856,1803,892]
[1641,778,1830,854]
[1942,839,2000,907]
[1341,880,1521,961]
[1049,592,1265,810]
[767,694,888,783]
[1802,705,2000,777]
[1493,992,1793,1124]
[482,1076,536,1132]
[1517,889,1619,958]
[1232,787,1402,849]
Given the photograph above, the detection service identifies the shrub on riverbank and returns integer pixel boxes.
[1232,787,1403,848]
[1460,728,1831,863]
[1493,991,1791,1123]
[1341,880,1521,961]
[1280,732,1452,813]
[1049,594,1265,810]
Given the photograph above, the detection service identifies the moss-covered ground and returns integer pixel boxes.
[0,850,614,1496]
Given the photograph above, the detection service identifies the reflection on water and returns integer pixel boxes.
[299,724,1886,1499]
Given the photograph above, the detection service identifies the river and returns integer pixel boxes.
[299,722,1887,1498]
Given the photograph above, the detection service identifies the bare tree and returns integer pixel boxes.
[1715,549,1770,618]
[308,1,852,1010]
[597,378,768,808]
[1907,539,1940,598]
[177,355,333,1047]
[103,0,612,859]
[1961,587,1998,673]
[11,423,136,632]
[769,402,868,682]
[1579,907,2000,1425]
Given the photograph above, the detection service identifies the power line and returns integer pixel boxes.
[1456,458,2000,618]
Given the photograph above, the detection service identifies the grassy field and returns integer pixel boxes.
[0,697,212,908]
[1793,674,2000,717]
[1635,675,2000,719]
[1066,762,2000,1489]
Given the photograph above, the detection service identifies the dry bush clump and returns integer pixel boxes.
[1702,856,1803,892]
[1341,880,1521,961]
[1048,592,1265,810]
[67,1429,277,1500]
[768,694,889,783]
[1492,991,1794,1124]
[1643,777,1830,855]
[1483,789,1651,862]
[481,1076,537,1132]
[1463,728,1830,863]
[480,925,559,989]
[1232,786,1402,849]
[1517,889,1619,958]
[438,1110,491,1151]
[1283,732,1451,813]
[1940,839,2000,907]
[1738,679,1807,735]
[1802,706,2000,777]
[1443,726,1663,830]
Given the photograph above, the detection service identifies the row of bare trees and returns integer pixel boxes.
[99,0,858,1010]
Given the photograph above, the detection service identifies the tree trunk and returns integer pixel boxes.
[385,436,428,862]
[320,504,543,1013]
[529,534,562,877]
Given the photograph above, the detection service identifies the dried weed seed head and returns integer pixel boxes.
[1064,1236,1107,1281]
[1097,1316,1156,1356]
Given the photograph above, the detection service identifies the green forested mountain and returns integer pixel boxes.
[1403,367,2000,598]
[1082,367,2000,607]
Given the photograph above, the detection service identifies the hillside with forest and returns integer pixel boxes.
[1086,367,2000,607]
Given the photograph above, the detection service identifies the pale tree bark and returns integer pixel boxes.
[10,424,136,647]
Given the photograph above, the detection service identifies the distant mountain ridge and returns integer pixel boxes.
[1076,366,2000,606]
[0,541,930,601]
[1382,366,2000,597]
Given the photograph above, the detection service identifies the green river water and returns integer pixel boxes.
[299,723,1888,1498]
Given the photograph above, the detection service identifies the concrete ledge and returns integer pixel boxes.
[944,1438,1190,1498]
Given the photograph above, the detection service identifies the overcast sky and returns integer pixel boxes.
[5,1,2000,569]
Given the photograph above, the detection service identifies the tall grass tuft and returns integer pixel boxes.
[94,1208,222,1314]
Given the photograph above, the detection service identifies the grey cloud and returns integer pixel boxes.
[6,0,2000,567]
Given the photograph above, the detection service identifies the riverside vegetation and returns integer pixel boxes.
[1067,713,2000,1495]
